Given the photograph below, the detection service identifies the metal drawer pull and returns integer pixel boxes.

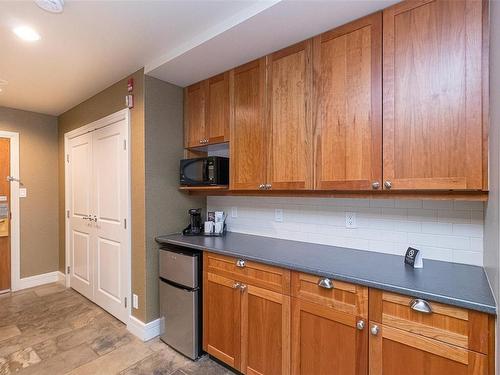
[236,259,246,268]
[410,298,433,314]
[356,320,365,331]
[317,277,334,289]
[370,324,379,336]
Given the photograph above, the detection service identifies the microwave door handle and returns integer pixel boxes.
[202,159,208,182]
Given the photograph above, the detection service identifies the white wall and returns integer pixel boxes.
[208,196,484,266]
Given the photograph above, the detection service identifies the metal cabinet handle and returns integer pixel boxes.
[233,282,241,289]
[372,181,380,190]
[265,184,272,189]
[317,277,334,289]
[236,259,246,268]
[93,215,98,222]
[356,320,365,331]
[82,216,90,221]
[409,298,433,314]
[258,184,265,190]
[239,284,247,292]
[370,324,379,336]
[384,180,392,189]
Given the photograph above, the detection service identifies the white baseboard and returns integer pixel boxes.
[127,315,161,341]
[57,271,66,285]
[14,271,60,291]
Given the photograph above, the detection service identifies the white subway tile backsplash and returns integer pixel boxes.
[208,196,484,267]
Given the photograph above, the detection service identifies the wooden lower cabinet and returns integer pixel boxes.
[291,298,368,375]
[203,272,242,370]
[203,259,290,375]
[241,285,290,375]
[369,323,487,375]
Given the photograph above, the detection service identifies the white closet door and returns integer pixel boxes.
[91,120,129,323]
[68,132,94,300]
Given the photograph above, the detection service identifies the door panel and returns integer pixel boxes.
[241,284,290,375]
[267,41,313,190]
[92,121,129,322]
[314,13,382,190]
[292,298,368,375]
[185,82,206,148]
[206,73,230,144]
[230,58,268,190]
[68,133,94,300]
[383,0,484,190]
[203,272,241,370]
[0,138,10,292]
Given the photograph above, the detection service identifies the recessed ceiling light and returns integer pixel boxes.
[13,26,41,42]
[35,0,64,13]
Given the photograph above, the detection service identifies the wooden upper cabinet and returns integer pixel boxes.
[206,72,230,144]
[267,41,313,190]
[382,0,485,190]
[184,82,206,148]
[313,13,382,191]
[230,58,268,190]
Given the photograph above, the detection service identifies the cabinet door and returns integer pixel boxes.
[184,82,206,148]
[267,41,313,190]
[230,58,268,190]
[241,284,291,375]
[313,13,382,190]
[206,72,230,144]
[203,272,242,370]
[369,323,487,375]
[383,0,484,190]
[291,298,368,375]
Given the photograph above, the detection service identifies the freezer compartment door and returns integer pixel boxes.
[159,280,199,360]
[159,248,198,288]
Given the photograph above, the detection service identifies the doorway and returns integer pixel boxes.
[0,131,20,294]
[64,109,131,323]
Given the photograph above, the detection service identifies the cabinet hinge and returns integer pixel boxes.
[123,140,127,150]
[67,266,70,274]
[66,210,70,219]
[124,297,127,308]
[66,154,70,163]
[124,218,127,229]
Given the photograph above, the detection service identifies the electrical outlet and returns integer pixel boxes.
[345,212,357,228]
[231,207,238,218]
[133,294,139,309]
[275,209,283,222]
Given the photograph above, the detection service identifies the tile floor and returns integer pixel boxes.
[0,283,236,375]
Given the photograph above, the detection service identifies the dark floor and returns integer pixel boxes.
[0,283,235,375]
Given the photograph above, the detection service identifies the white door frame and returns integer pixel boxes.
[0,131,20,291]
[64,108,131,319]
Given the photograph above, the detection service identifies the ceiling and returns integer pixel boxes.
[0,0,398,116]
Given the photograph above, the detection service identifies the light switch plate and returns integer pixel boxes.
[345,212,357,228]
[231,207,238,218]
[19,188,27,198]
[132,294,139,309]
[275,209,283,222]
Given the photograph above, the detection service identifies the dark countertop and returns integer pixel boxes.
[156,232,496,315]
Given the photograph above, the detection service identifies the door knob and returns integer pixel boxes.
[265,184,272,190]
[370,324,380,336]
[372,181,380,190]
[384,180,392,189]
[232,282,241,289]
[356,320,365,330]
[258,184,265,190]
[236,259,246,268]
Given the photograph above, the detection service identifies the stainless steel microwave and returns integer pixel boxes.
[180,156,229,186]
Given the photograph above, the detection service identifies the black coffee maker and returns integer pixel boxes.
[182,208,203,235]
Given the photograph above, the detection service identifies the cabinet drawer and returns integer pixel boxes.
[369,290,489,354]
[204,252,290,294]
[291,271,368,318]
